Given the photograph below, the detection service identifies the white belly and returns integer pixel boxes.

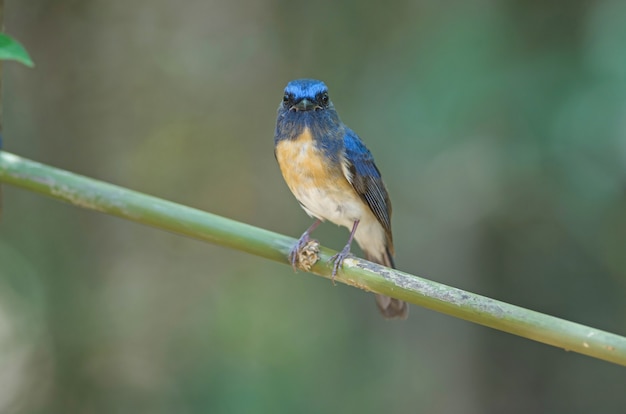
[294,183,366,228]
[295,184,388,257]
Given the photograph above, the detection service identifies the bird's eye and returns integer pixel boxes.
[283,93,290,104]
[320,92,329,106]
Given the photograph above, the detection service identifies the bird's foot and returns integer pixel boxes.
[329,245,353,286]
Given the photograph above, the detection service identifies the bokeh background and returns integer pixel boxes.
[2,1,626,413]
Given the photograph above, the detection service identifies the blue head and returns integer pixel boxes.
[275,79,343,144]
[281,79,332,112]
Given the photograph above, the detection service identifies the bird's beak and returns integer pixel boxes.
[293,98,316,111]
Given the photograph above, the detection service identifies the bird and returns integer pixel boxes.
[274,78,408,319]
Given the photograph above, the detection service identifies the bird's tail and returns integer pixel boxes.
[366,246,408,320]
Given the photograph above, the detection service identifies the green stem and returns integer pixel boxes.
[1,151,626,366]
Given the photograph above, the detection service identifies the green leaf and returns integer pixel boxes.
[0,33,34,68]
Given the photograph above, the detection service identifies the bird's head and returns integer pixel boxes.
[281,79,332,112]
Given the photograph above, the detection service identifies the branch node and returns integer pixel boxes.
[295,239,320,271]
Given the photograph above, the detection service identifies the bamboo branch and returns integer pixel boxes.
[1,151,625,367]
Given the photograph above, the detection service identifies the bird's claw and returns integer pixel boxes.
[289,236,308,271]
[329,246,352,285]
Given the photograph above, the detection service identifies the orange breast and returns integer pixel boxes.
[275,127,372,228]
[275,127,348,194]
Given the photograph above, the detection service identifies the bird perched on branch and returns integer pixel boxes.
[274,79,408,319]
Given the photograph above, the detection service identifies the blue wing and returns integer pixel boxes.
[342,129,393,241]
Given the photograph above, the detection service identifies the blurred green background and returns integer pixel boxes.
[2,1,626,413]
